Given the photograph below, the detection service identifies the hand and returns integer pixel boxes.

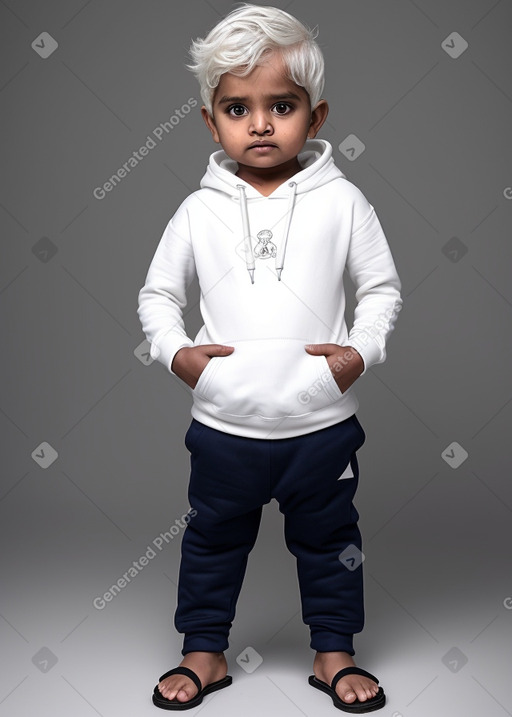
[171,344,234,390]
[305,343,364,394]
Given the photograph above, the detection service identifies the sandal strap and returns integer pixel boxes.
[331,666,379,691]
[158,666,202,693]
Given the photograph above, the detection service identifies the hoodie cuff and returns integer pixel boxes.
[346,334,382,376]
[149,332,194,375]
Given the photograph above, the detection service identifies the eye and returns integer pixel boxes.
[227,104,247,117]
[273,102,293,115]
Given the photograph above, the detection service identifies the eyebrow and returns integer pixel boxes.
[217,92,303,105]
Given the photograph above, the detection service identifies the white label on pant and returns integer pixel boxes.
[337,462,354,480]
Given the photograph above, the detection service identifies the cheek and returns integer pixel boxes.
[284,114,311,136]
[218,121,243,139]
[283,125,309,147]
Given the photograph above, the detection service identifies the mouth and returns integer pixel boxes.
[248,142,277,150]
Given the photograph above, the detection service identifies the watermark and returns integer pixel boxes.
[298,348,354,405]
[236,646,263,673]
[441,32,468,59]
[297,300,402,404]
[338,133,366,162]
[93,97,198,200]
[339,544,365,570]
[31,32,58,59]
[349,301,402,351]
[442,236,468,263]
[442,646,468,672]
[31,440,58,469]
[504,596,512,609]
[442,441,468,469]
[93,509,197,610]
[32,646,58,673]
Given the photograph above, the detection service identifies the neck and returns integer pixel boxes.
[235,156,302,196]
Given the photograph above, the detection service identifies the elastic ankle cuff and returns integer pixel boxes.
[310,631,355,655]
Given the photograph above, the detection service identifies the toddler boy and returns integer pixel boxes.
[138,3,402,711]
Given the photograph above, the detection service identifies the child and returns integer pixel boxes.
[138,3,402,712]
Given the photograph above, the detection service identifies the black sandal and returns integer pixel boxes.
[152,666,232,710]
[308,666,386,713]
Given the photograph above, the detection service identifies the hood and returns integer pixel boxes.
[200,139,345,283]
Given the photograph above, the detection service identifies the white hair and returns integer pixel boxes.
[187,3,325,116]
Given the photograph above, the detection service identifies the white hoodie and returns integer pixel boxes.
[137,139,402,439]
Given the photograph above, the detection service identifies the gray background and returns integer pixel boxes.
[1,0,511,715]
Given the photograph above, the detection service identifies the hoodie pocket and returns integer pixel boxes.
[192,338,343,419]
[192,354,224,398]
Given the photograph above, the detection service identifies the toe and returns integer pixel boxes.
[176,687,192,702]
[339,687,358,704]
[356,680,379,702]
[338,678,379,704]
[159,683,175,700]
[157,681,170,698]
[158,677,197,703]
[355,686,370,702]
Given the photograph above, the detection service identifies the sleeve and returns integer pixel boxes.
[137,207,196,375]
[345,197,403,375]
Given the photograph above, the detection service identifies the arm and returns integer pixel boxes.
[305,198,402,392]
[137,212,196,375]
[137,209,235,386]
[345,202,403,375]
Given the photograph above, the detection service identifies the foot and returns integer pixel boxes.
[313,651,380,706]
[157,651,228,704]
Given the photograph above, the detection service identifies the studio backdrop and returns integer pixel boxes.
[1,1,511,716]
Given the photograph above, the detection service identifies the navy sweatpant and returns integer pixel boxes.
[174,414,366,656]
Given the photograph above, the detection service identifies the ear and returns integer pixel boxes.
[307,99,329,139]
[201,106,221,143]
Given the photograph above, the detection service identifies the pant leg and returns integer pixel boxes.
[174,419,270,655]
[271,414,366,656]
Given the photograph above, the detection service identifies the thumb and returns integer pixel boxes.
[304,343,329,355]
[204,343,235,357]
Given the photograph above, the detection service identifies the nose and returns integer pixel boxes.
[249,109,274,136]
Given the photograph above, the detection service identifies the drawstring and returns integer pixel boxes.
[236,182,297,284]
[276,181,297,281]
[237,185,255,284]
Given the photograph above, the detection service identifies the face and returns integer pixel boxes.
[202,51,328,176]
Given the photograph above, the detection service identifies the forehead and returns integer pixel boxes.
[214,53,308,103]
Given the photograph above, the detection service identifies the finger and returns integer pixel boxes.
[204,344,235,356]
[304,343,336,354]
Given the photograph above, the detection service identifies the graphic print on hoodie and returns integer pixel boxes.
[137,139,402,439]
